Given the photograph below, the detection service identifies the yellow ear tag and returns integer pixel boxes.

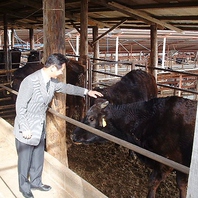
[102,118,107,127]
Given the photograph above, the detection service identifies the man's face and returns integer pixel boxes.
[51,63,65,78]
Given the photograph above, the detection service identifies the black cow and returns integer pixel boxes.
[94,69,157,104]
[0,48,21,69]
[12,52,85,119]
[73,69,158,144]
[72,96,196,198]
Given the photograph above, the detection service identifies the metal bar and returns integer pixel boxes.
[0,84,191,174]
[0,104,15,110]
[48,107,190,174]
[0,84,18,95]
[157,83,198,95]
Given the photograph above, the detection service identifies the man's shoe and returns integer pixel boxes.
[21,191,34,198]
[31,184,51,191]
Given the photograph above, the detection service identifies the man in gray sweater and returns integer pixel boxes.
[13,53,103,198]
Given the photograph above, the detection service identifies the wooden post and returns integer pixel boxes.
[29,28,34,50]
[79,0,88,111]
[161,37,166,69]
[79,0,88,66]
[3,14,11,82]
[130,45,134,70]
[92,26,99,83]
[150,25,158,79]
[3,14,8,70]
[11,28,14,48]
[178,74,182,96]
[115,36,119,75]
[43,0,67,166]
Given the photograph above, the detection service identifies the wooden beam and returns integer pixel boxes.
[11,28,14,48]
[149,25,158,77]
[0,8,42,28]
[91,18,127,46]
[66,12,111,28]
[80,0,88,61]
[43,0,67,166]
[92,26,99,83]
[29,28,34,50]
[70,21,80,34]
[3,14,9,72]
[108,1,183,33]
[130,1,198,9]
[11,0,42,10]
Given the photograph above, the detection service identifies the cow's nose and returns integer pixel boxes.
[70,134,82,145]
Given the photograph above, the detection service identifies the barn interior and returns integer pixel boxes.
[0,0,198,58]
[0,0,198,197]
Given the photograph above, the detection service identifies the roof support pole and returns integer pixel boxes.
[80,0,88,86]
[92,26,99,83]
[43,0,67,166]
[79,0,88,117]
[149,24,158,78]
[79,0,88,65]
[161,37,166,69]
[115,36,119,75]
[29,28,34,50]
[11,29,14,48]
[3,14,9,70]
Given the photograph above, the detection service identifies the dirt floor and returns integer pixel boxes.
[66,124,179,198]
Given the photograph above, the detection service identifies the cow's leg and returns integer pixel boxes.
[147,166,172,198]
[175,171,188,198]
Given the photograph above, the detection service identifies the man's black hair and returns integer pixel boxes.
[45,53,67,69]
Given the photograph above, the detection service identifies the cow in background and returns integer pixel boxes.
[12,51,86,120]
[72,69,158,144]
[72,96,196,198]
[0,48,21,69]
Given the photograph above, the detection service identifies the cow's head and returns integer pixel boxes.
[71,98,109,144]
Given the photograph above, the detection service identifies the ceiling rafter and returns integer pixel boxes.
[12,0,42,10]
[94,0,163,28]
[66,11,111,28]
[0,5,43,26]
[107,1,183,33]
[130,1,198,9]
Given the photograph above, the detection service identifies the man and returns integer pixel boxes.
[13,53,103,198]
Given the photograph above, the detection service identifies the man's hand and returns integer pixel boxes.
[88,90,103,98]
[22,130,32,139]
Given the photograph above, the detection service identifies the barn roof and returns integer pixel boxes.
[0,0,198,31]
[0,0,198,54]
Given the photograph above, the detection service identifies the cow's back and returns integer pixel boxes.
[124,69,157,100]
[125,96,196,167]
[102,69,157,104]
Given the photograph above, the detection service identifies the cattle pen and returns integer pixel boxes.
[1,0,198,196]
[1,50,198,198]
[1,68,198,197]
[0,79,194,174]
[1,57,198,197]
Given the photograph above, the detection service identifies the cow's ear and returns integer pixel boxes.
[100,101,109,109]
